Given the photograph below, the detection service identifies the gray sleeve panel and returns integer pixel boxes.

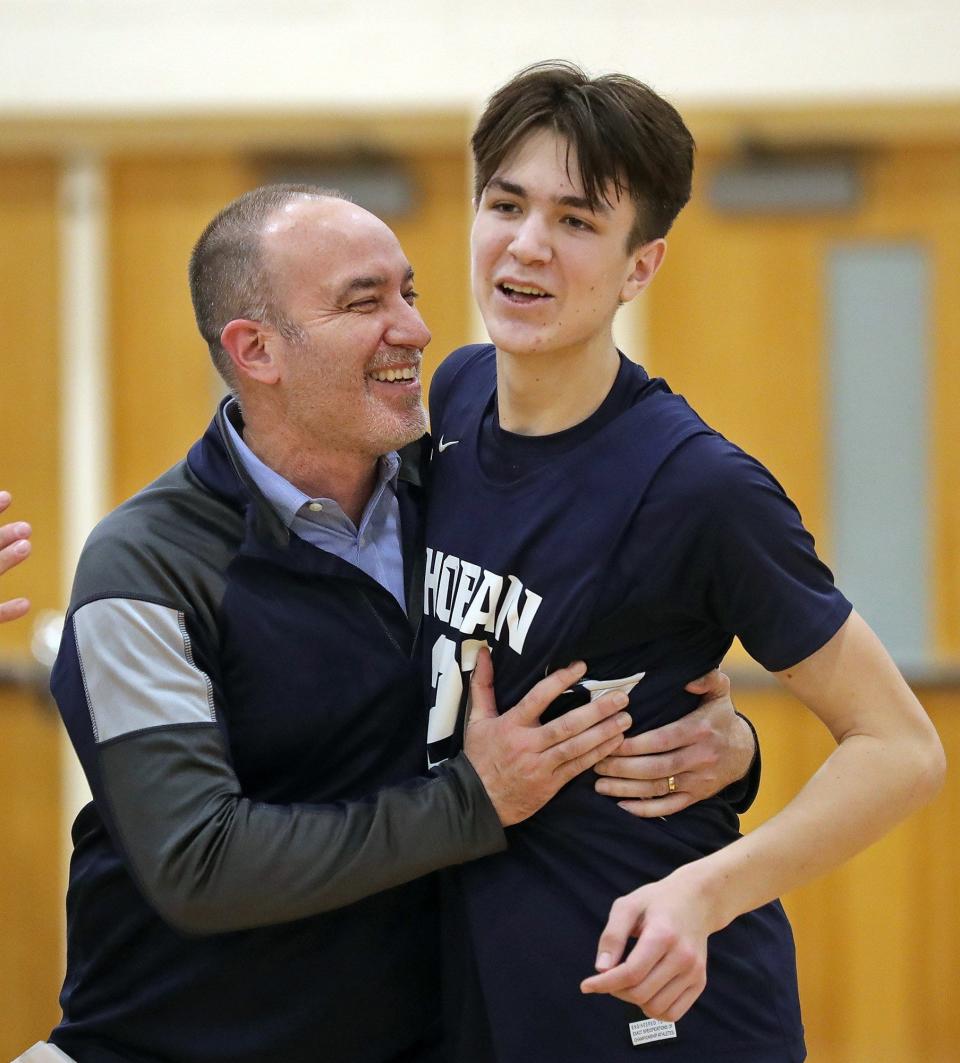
[73,599,216,744]
[68,461,240,638]
[99,726,505,934]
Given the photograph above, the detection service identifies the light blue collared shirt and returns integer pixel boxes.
[224,402,407,613]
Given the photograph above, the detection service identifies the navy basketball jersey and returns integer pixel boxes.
[424,345,814,1062]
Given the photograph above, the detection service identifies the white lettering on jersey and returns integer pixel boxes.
[459,569,504,636]
[427,634,488,763]
[424,549,461,624]
[493,574,542,654]
[449,560,482,629]
[424,549,543,655]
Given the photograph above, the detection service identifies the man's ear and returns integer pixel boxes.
[619,239,667,305]
[220,319,282,385]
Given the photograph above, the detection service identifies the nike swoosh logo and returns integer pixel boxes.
[438,436,460,452]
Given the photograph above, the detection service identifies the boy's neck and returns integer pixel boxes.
[495,339,620,437]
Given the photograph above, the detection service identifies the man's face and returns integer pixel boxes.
[471,128,647,363]
[261,198,430,459]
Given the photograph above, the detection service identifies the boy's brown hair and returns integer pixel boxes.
[471,61,695,249]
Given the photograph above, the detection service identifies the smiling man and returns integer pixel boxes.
[424,62,942,1062]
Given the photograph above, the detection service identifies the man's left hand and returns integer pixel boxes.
[592,670,755,816]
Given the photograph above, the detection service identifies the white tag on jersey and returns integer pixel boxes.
[628,1017,678,1046]
[581,671,645,700]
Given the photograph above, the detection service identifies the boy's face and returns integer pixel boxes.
[470,127,663,364]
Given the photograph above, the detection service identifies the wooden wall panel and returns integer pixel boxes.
[648,144,960,661]
[915,151,960,658]
[387,149,470,397]
[739,686,959,1063]
[109,156,255,505]
[0,159,63,1055]
[646,181,829,554]
[0,159,63,640]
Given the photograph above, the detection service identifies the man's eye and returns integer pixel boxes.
[349,299,378,311]
[403,290,420,305]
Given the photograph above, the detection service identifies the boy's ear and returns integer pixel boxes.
[619,239,667,305]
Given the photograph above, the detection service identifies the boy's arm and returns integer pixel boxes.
[582,612,944,1021]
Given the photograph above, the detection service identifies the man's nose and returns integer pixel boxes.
[386,299,431,351]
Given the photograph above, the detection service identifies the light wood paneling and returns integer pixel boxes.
[739,686,959,1063]
[0,110,470,158]
[0,159,63,637]
[2,102,959,158]
[389,149,470,395]
[648,144,960,660]
[109,156,255,503]
[0,159,63,1055]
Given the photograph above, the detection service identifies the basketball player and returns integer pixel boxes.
[423,62,944,1061]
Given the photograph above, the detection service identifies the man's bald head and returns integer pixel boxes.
[256,195,400,322]
[189,184,350,387]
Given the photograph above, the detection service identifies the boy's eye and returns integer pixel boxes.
[563,216,594,232]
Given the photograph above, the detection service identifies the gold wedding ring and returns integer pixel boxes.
[667,775,677,793]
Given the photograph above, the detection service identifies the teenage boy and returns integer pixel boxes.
[424,62,943,1061]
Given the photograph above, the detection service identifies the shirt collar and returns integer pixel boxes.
[222,398,401,531]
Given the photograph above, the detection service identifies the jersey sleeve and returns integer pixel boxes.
[692,443,853,672]
[53,529,505,937]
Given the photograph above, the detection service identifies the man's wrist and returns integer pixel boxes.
[718,713,761,812]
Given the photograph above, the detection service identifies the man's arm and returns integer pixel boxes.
[56,597,629,935]
[581,612,944,1020]
[0,491,31,623]
[592,670,759,814]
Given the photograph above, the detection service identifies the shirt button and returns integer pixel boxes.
[308,502,324,513]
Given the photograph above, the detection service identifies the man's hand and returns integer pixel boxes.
[579,866,712,1022]
[464,649,631,827]
[593,670,756,816]
[0,491,31,623]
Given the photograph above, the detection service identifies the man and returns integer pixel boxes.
[424,62,943,1062]
[0,490,30,622]
[38,185,755,1063]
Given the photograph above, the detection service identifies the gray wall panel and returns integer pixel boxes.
[827,243,930,666]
